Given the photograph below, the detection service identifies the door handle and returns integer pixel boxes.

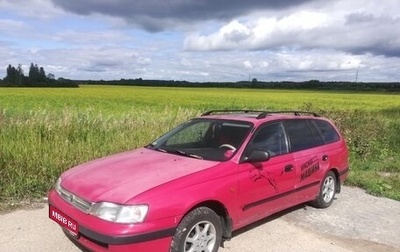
[284,164,294,172]
[322,155,328,161]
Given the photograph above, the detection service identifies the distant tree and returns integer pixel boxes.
[17,64,25,86]
[5,64,17,84]
[6,64,13,78]
[28,63,37,86]
[17,64,24,76]
[250,78,259,88]
[39,67,46,82]
[26,63,48,86]
[2,63,78,87]
[4,64,24,86]
[29,63,38,80]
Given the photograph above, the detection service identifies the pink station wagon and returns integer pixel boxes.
[48,110,349,252]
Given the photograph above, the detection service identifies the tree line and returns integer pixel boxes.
[0,63,78,87]
[80,78,400,92]
[2,63,399,91]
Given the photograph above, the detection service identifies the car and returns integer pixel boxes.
[48,110,349,252]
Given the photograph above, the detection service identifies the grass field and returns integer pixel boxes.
[1,85,399,201]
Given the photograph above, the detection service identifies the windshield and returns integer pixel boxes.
[147,119,253,161]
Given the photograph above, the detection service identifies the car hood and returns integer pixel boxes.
[61,148,218,204]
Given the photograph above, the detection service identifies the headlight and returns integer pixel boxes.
[90,202,148,224]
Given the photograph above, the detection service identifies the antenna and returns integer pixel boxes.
[355,66,359,83]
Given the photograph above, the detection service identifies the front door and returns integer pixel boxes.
[237,122,296,227]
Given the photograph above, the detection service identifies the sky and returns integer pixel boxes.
[0,0,400,82]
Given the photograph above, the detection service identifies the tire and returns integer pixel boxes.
[170,207,222,252]
[312,171,336,208]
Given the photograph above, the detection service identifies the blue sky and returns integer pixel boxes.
[1,0,400,82]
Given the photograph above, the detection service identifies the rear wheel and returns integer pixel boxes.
[170,207,222,252]
[312,171,336,208]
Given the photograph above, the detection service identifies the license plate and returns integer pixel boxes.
[49,205,79,235]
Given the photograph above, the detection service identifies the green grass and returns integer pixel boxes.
[0,85,399,201]
[2,85,399,113]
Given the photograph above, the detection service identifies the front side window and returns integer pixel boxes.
[148,119,253,161]
[245,122,289,157]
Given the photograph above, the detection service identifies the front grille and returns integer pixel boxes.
[58,186,93,214]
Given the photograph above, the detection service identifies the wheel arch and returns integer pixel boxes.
[184,200,233,240]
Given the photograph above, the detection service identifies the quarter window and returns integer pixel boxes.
[313,120,340,144]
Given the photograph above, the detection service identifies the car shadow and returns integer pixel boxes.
[224,203,308,244]
[224,196,341,246]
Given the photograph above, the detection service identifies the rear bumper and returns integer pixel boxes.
[48,190,177,252]
[337,166,350,193]
[339,167,349,181]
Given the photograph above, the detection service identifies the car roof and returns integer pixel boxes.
[199,110,321,123]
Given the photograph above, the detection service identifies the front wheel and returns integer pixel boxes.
[170,207,222,252]
[312,171,336,208]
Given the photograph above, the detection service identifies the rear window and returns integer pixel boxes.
[312,120,340,144]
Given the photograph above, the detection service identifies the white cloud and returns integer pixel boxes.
[184,1,400,58]
[277,11,329,30]
[183,11,332,51]
[0,19,27,32]
[0,0,64,19]
[243,60,253,69]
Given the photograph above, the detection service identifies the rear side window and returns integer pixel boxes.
[284,120,317,152]
[313,120,340,144]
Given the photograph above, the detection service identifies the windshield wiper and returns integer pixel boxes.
[145,143,167,153]
[146,144,202,159]
[174,150,203,160]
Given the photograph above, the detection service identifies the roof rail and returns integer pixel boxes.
[256,111,320,119]
[201,110,266,116]
[201,110,319,119]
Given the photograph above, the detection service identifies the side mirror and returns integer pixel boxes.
[246,150,270,163]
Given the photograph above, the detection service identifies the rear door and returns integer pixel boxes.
[283,119,328,204]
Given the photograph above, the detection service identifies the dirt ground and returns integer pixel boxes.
[0,186,399,252]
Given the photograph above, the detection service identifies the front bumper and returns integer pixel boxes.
[48,189,178,252]
[62,228,173,252]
